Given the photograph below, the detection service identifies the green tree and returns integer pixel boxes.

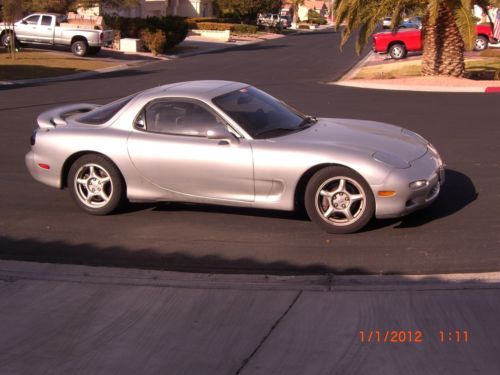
[334,0,492,77]
[1,0,24,59]
[215,0,282,23]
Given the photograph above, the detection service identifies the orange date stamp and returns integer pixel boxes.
[358,330,469,344]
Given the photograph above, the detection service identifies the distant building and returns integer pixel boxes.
[77,0,214,18]
[281,1,331,22]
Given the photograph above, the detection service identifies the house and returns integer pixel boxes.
[281,0,331,22]
[77,0,214,18]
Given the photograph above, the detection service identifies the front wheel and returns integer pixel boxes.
[305,166,375,234]
[68,154,125,215]
[474,36,488,51]
[71,40,88,57]
[389,43,407,59]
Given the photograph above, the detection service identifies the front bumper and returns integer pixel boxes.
[374,150,444,219]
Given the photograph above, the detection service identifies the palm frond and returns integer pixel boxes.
[455,0,476,50]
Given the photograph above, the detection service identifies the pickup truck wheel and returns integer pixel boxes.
[87,47,101,55]
[389,43,407,60]
[474,36,488,51]
[1,32,16,49]
[71,40,89,57]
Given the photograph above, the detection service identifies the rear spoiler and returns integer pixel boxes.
[37,103,100,129]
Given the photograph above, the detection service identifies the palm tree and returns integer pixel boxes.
[334,0,492,77]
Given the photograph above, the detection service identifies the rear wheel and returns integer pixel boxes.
[474,36,488,51]
[389,43,407,59]
[305,166,375,234]
[68,154,125,215]
[71,39,88,57]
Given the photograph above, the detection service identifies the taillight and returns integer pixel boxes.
[30,129,37,146]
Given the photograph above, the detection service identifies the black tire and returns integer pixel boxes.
[474,36,488,51]
[71,39,88,57]
[1,32,16,49]
[87,46,101,55]
[304,166,375,234]
[388,43,407,60]
[68,154,125,215]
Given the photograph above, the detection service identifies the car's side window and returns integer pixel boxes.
[24,15,40,25]
[41,16,52,26]
[143,101,227,137]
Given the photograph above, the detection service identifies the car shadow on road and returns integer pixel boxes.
[124,169,476,230]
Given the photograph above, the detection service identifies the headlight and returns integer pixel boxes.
[372,151,410,169]
[409,180,428,189]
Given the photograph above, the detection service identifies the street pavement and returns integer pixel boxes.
[0,29,499,374]
[1,260,499,374]
[0,29,498,276]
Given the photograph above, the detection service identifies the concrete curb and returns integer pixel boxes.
[334,50,500,93]
[0,36,269,87]
[0,62,144,86]
[333,80,497,93]
[1,260,499,292]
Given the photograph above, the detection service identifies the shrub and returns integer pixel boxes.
[231,24,258,34]
[103,15,188,50]
[186,17,219,29]
[308,17,327,25]
[298,23,310,29]
[196,22,234,31]
[196,22,257,34]
[140,29,166,55]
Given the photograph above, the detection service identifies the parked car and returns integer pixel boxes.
[399,16,422,29]
[0,13,113,56]
[25,80,445,234]
[373,24,496,59]
[382,16,421,29]
[257,13,289,28]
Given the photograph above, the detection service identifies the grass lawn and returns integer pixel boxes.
[0,50,121,81]
[354,56,500,80]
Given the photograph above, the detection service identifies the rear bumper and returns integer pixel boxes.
[25,150,61,189]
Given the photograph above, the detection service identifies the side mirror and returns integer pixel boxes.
[135,118,146,130]
[206,127,239,145]
[21,20,28,25]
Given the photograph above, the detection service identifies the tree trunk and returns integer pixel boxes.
[422,3,465,77]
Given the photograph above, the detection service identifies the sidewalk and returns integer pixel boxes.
[0,33,283,87]
[1,260,499,374]
[335,47,500,93]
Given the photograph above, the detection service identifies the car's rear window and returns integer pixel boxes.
[78,96,134,125]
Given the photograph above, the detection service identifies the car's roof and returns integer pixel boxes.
[137,80,249,102]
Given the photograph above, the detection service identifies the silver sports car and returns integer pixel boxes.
[26,80,445,233]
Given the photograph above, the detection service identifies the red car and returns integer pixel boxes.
[373,24,497,59]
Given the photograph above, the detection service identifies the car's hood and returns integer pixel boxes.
[275,118,428,163]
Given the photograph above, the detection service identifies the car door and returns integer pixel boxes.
[127,99,255,203]
[15,15,40,42]
[36,15,55,43]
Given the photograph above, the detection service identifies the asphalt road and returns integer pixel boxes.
[0,30,498,275]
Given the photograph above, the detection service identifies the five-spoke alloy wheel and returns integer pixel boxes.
[305,166,375,233]
[68,155,124,215]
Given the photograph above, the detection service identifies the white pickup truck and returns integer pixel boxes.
[0,13,113,56]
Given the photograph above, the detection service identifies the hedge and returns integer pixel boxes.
[308,18,327,25]
[103,15,188,50]
[196,22,258,34]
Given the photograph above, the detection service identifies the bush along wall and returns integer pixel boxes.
[103,15,188,51]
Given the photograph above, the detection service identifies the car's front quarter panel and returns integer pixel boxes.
[250,140,392,210]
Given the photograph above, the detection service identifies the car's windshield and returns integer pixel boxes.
[213,86,314,139]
